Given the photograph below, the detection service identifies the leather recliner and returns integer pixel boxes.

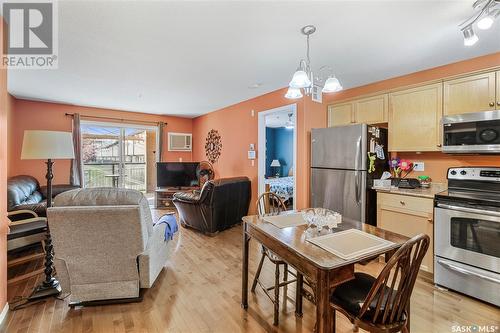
[7,175,79,218]
[173,177,251,234]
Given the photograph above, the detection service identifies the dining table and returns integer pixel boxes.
[241,211,410,333]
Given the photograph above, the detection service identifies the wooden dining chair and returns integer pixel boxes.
[330,233,430,333]
[252,192,296,326]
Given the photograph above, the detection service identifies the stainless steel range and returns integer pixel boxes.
[434,167,500,306]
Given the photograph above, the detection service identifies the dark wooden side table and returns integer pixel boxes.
[155,187,199,209]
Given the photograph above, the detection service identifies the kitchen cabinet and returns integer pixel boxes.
[388,83,442,152]
[354,94,388,124]
[377,192,434,273]
[328,102,353,127]
[443,71,496,115]
[328,93,388,127]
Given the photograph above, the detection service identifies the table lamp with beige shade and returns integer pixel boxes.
[21,130,75,300]
[270,159,281,178]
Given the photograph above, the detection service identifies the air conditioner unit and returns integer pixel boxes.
[168,132,192,151]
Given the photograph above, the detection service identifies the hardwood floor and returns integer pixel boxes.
[2,211,499,333]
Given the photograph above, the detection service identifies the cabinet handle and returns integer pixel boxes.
[489,102,495,107]
[497,101,500,106]
[436,144,442,147]
[399,201,405,206]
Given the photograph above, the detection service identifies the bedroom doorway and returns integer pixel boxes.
[258,104,297,210]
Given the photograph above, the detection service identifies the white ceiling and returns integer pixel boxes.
[5,1,500,118]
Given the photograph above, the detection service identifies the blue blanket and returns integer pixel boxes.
[155,214,178,241]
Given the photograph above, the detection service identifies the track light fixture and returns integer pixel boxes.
[462,26,479,46]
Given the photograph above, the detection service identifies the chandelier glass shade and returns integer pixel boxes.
[289,69,311,89]
[285,25,342,99]
[322,77,343,93]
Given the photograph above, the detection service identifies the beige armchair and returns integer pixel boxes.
[48,188,174,305]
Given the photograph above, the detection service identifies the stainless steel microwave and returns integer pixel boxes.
[442,110,500,154]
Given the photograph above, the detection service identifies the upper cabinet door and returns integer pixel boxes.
[328,102,354,127]
[444,71,496,115]
[354,94,388,124]
[389,83,443,152]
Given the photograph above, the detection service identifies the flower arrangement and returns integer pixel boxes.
[389,158,413,178]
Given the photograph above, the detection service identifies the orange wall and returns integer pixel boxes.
[192,88,296,214]
[9,99,193,185]
[323,52,500,104]
[325,52,500,183]
[192,52,500,213]
[0,18,12,317]
[392,152,500,183]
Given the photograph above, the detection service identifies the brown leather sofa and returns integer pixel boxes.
[173,177,251,234]
[7,175,79,219]
[7,175,80,254]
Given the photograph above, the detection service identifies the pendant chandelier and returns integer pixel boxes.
[460,0,499,46]
[285,25,343,100]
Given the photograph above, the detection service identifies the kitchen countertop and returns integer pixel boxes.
[373,183,447,199]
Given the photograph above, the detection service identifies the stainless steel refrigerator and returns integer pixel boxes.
[311,124,388,226]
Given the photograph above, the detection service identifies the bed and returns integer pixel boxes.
[264,176,294,203]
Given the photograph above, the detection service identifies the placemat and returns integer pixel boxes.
[307,228,395,260]
[263,213,307,229]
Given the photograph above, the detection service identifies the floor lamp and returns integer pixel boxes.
[21,130,75,300]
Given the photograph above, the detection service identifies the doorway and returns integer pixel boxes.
[80,121,158,193]
[258,104,297,210]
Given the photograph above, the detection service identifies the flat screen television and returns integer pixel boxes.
[156,162,200,188]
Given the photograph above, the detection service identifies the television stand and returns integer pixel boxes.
[154,186,199,209]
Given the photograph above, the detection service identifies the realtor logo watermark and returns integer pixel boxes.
[2,0,58,69]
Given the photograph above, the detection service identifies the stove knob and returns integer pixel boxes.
[460,170,467,176]
[450,170,457,176]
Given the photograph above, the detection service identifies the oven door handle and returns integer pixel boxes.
[437,259,500,284]
[436,203,500,219]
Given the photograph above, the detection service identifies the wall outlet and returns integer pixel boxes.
[413,162,424,172]
[179,157,183,162]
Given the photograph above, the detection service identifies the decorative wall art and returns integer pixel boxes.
[205,129,222,164]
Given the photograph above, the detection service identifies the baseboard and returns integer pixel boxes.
[0,302,9,326]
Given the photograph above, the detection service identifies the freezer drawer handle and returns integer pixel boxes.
[437,259,500,284]
[437,203,500,219]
